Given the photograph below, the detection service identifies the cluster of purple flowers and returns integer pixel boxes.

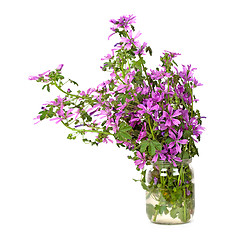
[30,14,204,170]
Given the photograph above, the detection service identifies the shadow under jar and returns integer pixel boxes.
[146,159,194,224]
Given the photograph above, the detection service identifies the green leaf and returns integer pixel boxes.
[146,191,152,200]
[115,130,132,141]
[152,140,162,151]
[48,106,54,118]
[148,142,156,156]
[146,46,152,56]
[119,123,132,132]
[165,137,174,144]
[182,151,189,159]
[141,181,148,190]
[183,130,191,139]
[172,60,178,67]
[160,206,169,215]
[178,208,185,222]
[132,178,140,182]
[170,207,179,219]
[125,94,132,99]
[140,140,149,153]
[118,94,126,104]
[69,79,79,86]
[40,111,47,120]
[120,131,132,140]
[146,204,155,220]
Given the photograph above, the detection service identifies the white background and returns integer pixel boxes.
[0,0,239,239]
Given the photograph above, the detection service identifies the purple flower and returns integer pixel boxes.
[137,122,147,142]
[121,30,141,50]
[163,50,181,61]
[101,49,116,61]
[134,42,147,55]
[193,77,203,88]
[154,177,158,185]
[152,149,167,163]
[57,102,64,116]
[29,70,50,82]
[110,15,136,30]
[138,99,159,116]
[176,85,191,104]
[162,105,181,127]
[186,188,191,196]
[189,117,205,141]
[56,64,64,71]
[50,108,74,124]
[108,15,136,40]
[151,90,164,103]
[135,151,146,169]
[101,54,112,61]
[179,64,197,84]
[168,130,188,153]
[75,124,84,128]
[116,73,134,93]
[166,149,182,167]
[28,75,39,81]
[102,136,114,144]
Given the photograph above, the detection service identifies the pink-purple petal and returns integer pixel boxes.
[172,109,182,117]
[162,111,169,118]
[168,142,175,148]
[177,130,183,139]
[166,119,171,126]
[178,139,188,144]
[169,130,176,140]
[172,118,181,126]
[136,151,142,159]
[152,153,158,163]
[176,143,181,153]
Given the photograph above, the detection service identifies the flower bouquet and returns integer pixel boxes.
[29,15,205,224]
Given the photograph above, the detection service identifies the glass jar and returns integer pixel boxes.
[146,159,194,224]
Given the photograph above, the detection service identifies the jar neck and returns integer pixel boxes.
[154,159,192,167]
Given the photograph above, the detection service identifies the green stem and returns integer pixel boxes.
[178,163,187,222]
[183,187,187,222]
[113,69,125,84]
[53,81,93,102]
[178,163,183,186]
[167,78,170,103]
[61,121,113,136]
[54,82,80,98]
[139,55,153,91]
[148,116,155,140]
[191,89,194,118]
[153,209,158,222]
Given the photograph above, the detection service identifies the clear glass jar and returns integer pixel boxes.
[146,159,194,224]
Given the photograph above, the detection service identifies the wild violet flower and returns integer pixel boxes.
[162,105,181,127]
[117,72,134,93]
[135,151,146,169]
[137,122,147,142]
[56,64,64,71]
[121,30,142,50]
[166,148,182,167]
[137,99,159,116]
[152,150,167,163]
[29,70,50,82]
[134,42,147,55]
[168,130,188,153]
